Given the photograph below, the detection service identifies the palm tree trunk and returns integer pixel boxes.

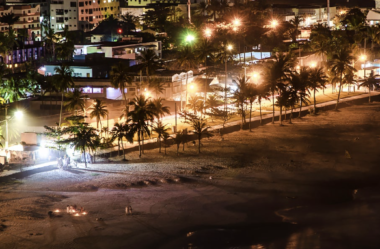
[369,86,371,103]
[158,136,161,153]
[314,89,317,112]
[335,74,343,110]
[198,136,201,153]
[84,147,87,168]
[259,99,262,125]
[59,92,64,126]
[118,139,120,156]
[177,144,179,156]
[122,138,126,160]
[290,107,293,124]
[279,105,282,126]
[284,107,287,121]
[141,130,144,154]
[138,130,141,158]
[272,90,275,124]
[249,103,252,132]
[298,97,303,118]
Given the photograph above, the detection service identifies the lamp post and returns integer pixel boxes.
[225,44,233,112]
[1,105,23,149]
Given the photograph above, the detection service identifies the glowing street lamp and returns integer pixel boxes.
[310,62,316,68]
[204,28,212,38]
[15,110,23,119]
[271,20,278,28]
[225,44,233,112]
[233,19,241,26]
[185,34,195,43]
[360,54,367,61]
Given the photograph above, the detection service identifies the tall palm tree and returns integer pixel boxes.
[112,122,134,160]
[128,95,155,157]
[64,88,86,115]
[196,39,215,101]
[177,45,199,70]
[309,66,328,112]
[330,46,355,110]
[147,77,166,97]
[189,117,212,153]
[275,88,290,126]
[137,49,160,82]
[152,121,170,153]
[58,123,98,168]
[89,99,109,129]
[186,95,202,114]
[358,71,380,103]
[0,13,20,31]
[263,53,295,123]
[43,27,58,61]
[256,84,270,125]
[289,16,302,42]
[246,84,257,131]
[150,97,170,120]
[110,61,133,102]
[288,67,311,118]
[54,64,74,126]
[173,131,186,156]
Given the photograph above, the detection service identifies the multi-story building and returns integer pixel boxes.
[99,0,120,19]
[48,0,79,32]
[0,4,41,41]
[78,0,102,31]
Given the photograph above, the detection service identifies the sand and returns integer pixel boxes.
[1,102,380,249]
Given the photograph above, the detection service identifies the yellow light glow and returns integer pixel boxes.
[360,55,367,61]
[253,73,259,78]
[82,212,87,215]
[233,19,240,26]
[233,27,238,32]
[190,84,194,90]
[227,45,233,50]
[186,34,195,43]
[75,213,80,216]
[271,20,278,28]
[296,65,300,70]
[205,28,211,37]
[310,62,316,68]
[54,209,60,213]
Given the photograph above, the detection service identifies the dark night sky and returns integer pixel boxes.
[268,0,375,7]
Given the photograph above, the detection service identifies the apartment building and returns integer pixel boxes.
[0,4,41,41]
[78,0,102,31]
[48,0,79,32]
[99,0,119,19]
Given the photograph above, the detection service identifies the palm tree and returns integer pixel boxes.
[152,121,170,153]
[58,123,98,168]
[256,84,270,125]
[89,99,109,129]
[112,122,134,160]
[64,88,86,115]
[275,89,290,126]
[358,71,380,103]
[330,46,355,110]
[246,84,257,131]
[186,95,202,114]
[289,16,302,42]
[0,77,29,103]
[112,122,124,157]
[110,61,133,102]
[190,117,212,153]
[196,39,215,101]
[0,13,20,31]
[232,77,249,130]
[173,131,186,156]
[147,77,166,97]
[177,45,199,70]
[288,67,311,118]
[150,97,170,120]
[137,49,160,82]
[128,95,155,157]
[162,133,171,155]
[309,67,327,112]
[263,53,295,123]
[43,27,58,61]
[54,64,74,126]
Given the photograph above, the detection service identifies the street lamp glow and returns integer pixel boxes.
[310,62,316,68]
[252,72,259,78]
[233,27,238,32]
[205,28,212,37]
[227,45,233,50]
[186,34,195,43]
[360,55,367,61]
[271,20,278,28]
[15,110,23,119]
[233,19,241,26]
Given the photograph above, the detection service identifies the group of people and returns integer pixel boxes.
[66,205,85,214]
[125,206,133,215]
[57,155,75,169]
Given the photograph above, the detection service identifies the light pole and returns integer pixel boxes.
[225,44,233,112]
[204,28,212,104]
[1,106,23,149]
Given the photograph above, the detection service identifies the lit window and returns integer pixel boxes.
[93,88,103,93]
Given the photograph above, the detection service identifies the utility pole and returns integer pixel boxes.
[327,0,330,27]
[188,0,192,24]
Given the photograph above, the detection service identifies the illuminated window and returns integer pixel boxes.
[93,88,103,93]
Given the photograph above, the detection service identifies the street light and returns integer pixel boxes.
[185,34,195,43]
[225,44,233,112]
[1,106,23,149]
[204,28,212,38]
[233,19,241,26]
[271,20,278,28]
[310,62,316,68]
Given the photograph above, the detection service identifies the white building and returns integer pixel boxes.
[49,0,79,32]
[366,9,380,26]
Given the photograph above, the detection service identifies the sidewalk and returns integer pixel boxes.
[0,161,57,178]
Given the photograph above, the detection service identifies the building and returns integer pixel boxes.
[73,40,162,61]
[78,0,102,31]
[366,9,380,26]
[48,0,79,32]
[0,4,41,41]
[0,41,44,66]
[271,4,337,27]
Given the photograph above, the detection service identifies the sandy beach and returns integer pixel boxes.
[1,102,380,249]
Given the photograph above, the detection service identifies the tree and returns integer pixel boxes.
[358,71,380,103]
[309,66,328,112]
[110,61,133,102]
[147,77,166,97]
[263,52,295,123]
[232,77,248,130]
[288,16,302,42]
[186,95,202,114]
[64,88,86,115]
[58,123,98,168]
[190,117,212,153]
[54,64,74,126]
[205,95,221,122]
[0,13,20,31]
[112,122,134,161]
[275,88,290,126]
[288,67,311,118]
[172,131,186,156]
[43,27,58,61]
[137,49,160,82]
[128,95,155,157]
[0,77,29,103]
[330,46,355,110]
[152,121,170,153]
[89,99,109,129]
[256,84,270,125]
[246,84,257,131]
[150,97,170,120]
[177,45,199,70]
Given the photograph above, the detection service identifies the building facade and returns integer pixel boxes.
[0,4,41,41]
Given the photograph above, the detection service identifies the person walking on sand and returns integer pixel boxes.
[66,205,70,213]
